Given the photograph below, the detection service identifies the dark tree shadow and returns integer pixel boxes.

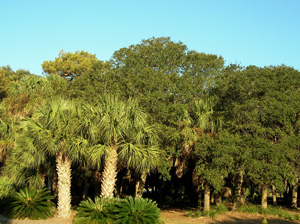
[0,214,12,223]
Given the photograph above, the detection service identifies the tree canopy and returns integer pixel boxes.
[1,37,300,215]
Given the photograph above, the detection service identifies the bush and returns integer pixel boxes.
[115,196,162,224]
[0,176,14,199]
[215,203,229,213]
[73,196,163,224]
[73,197,116,224]
[6,187,55,220]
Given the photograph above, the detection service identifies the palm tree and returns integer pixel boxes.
[16,98,87,218]
[0,105,14,163]
[88,95,160,198]
[175,98,218,177]
[174,98,219,211]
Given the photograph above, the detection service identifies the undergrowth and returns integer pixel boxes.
[237,204,300,221]
[73,196,163,224]
[186,203,228,218]
[187,203,300,222]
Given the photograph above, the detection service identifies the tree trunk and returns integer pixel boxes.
[101,146,118,197]
[232,172,244,211]
[261,185,268,209]
[215,193,222,207]
[204,183,210,211]
[272,185,277,205]
[94,170,101,197]
[56,152,72,218]
[83,176,89,200]
[197,190,202,209]
[47,176,52,192]
[211,193,215,204]
[52,173,57,193]
[135,172,147,197]
[291,177,299,208]
[175,144,191,178]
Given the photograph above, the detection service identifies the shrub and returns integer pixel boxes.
[6,187,55,220]
[0,176,14,199]
[215,203,229,213]
[74,196,163,224]
[115,196,162,224]
[73,197,116,224]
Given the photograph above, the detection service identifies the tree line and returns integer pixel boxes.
[0,37,300,218]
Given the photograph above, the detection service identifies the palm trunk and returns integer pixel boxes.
[291,177,299,208]
[52,173,57,193]
[135,172,147,197]
[101,145,118,197]
[197,190,202,209]
[272,185,277,205]
[56,152,72,218]
[94,170,101,197]
[120,169,131,197]
[261,185,268,209]
[47,176,52,192]
[210,193,215,204]
[232,172,244,211]
[83,176,89,200]
[215,193,222,207]
[204,183,210,211]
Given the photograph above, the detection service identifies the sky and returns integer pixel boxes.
[0,0,299,75]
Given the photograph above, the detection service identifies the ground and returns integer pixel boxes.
[161,209,299,224]
[1,209,300,224]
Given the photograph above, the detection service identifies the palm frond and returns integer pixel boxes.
[115,196,161,224]
[89,144,110,168]
[6,187,55,220]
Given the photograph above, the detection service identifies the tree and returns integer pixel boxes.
[0,104,14,163]
[0,66,30,102]
[88,95,161,198]
[42,50,107,81]
[111,37,224,125]
[174,98,219,178]
[15,98,87,218]
[214,65,300,209]
[194,132,234,211]
[66,61,114,99]
[2,73,66,120]
[279,135,300,208]
[246,136,288,209]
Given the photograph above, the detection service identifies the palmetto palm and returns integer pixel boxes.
[175,98,219,177]
[0,105,14,162]
[17,98,86,218]
[89,95,160,198]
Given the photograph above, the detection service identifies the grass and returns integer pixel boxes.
[187,203,300,222]
[237,204,300,221]
[186,203,229,218]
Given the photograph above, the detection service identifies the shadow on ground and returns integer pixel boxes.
[211,217,299,224]
[0,215,12,224]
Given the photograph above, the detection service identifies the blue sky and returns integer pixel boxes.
[0,0,299,75]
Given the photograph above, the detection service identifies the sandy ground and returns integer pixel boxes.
[161,210,299,224]
[1,210,299,224]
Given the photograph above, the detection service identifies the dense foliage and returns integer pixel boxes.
[1,37,300,220]
[5,187,55,220]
